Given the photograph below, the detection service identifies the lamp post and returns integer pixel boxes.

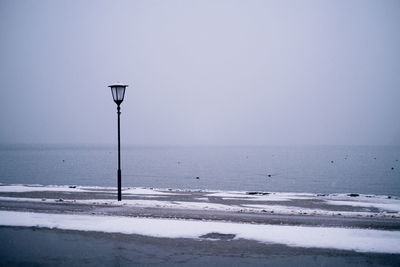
[109,83,128,201]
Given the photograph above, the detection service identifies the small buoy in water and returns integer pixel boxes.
[62,160,65,162]
[392,167,394,170]
[267,174,272,177]
[196,176,200,179]
[374,157,376,160]
[331,161,334,163]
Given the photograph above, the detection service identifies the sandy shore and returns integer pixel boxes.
[1,184,400,260]
[1,184,399,228]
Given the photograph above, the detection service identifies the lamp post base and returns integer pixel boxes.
[118,169,121,201]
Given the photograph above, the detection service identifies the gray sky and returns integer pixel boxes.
[0,0,399,146]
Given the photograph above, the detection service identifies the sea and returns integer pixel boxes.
[0,145,399,197]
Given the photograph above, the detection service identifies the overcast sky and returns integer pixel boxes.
[0,0,399,146]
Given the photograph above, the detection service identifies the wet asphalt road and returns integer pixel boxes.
[1,226,400,267]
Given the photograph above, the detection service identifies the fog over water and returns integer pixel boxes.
[0,0,399,146]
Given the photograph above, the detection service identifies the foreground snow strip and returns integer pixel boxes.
[0,211,399,254]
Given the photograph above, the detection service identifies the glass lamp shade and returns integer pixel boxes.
[109,84,127,104]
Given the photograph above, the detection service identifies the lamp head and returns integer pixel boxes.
[109,83,128,105]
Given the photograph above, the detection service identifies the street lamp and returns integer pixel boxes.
[109,83,128,201]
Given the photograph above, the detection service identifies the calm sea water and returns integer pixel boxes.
[0,145,399,196]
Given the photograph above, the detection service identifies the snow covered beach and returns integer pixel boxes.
[1,184,400,256]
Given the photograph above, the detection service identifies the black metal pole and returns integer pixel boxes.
[117,105,122,201]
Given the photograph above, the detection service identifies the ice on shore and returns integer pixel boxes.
[0,210,399,254]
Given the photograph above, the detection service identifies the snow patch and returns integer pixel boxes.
[0,185,86,193]
[325,200,400,212]
[0,185,177,195]
[123,188,177,195]
[208,191,315,201]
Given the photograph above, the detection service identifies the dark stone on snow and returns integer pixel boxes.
[200,232,236,240]
[348,193,359,197]
[246,192,269,195]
